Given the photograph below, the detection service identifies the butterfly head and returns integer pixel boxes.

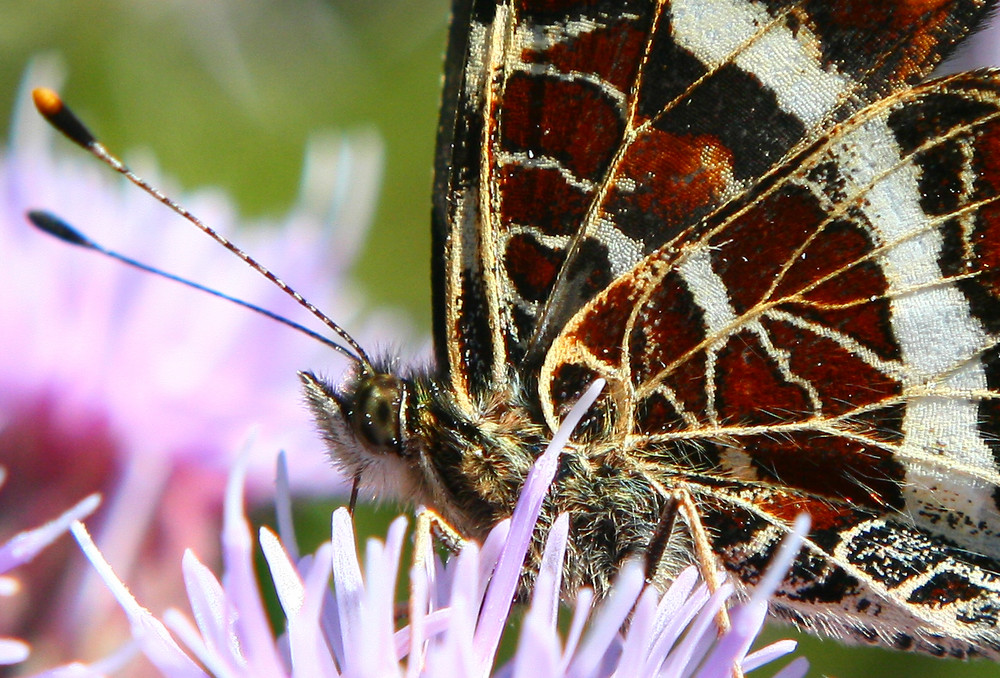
[300,366,424,501]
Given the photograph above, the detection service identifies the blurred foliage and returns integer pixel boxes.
[0,0,447,320]
[3,2,997,676]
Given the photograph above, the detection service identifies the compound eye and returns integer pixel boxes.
[353,374,405,452]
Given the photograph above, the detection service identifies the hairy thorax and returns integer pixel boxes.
[302,364,696,598]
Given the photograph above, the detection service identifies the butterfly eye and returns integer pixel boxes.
[352,374,406,452]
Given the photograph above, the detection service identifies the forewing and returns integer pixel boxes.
[542,71,1000,561]
[431,0,995,402]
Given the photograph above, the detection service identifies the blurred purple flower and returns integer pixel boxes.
[59,382,807,678]
[0,468,99,668]
[0,58,413,669]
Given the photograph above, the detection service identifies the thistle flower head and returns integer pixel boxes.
[61,382,807,678]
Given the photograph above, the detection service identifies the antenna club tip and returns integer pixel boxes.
[26,210,92,247]
[32,87,64,117]
[31,87,97,149]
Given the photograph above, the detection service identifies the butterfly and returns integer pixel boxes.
[300,0,1000,660]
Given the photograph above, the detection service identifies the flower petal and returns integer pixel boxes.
[0,493,100,573]
[69,522,206,677]
[474,380,605,669]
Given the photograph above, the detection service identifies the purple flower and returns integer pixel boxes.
[0,58,411,668]
[0,468,99,668]
[60,381,808,677]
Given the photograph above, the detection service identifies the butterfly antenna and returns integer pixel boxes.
[31,87,374,371]
[26,209,362,360]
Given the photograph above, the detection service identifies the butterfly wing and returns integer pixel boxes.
[541,67,1000,655]
[431,0,1000,654]
[431,0,994,406]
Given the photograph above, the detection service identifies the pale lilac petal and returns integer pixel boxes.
[329,508,364,663]
[162,608,238,678]
[295,542,338,676]
[695,514,810,678]
[262,527,306,614]
[508,617,559,678]
[179,550,240,670]
[426,575,478,677]
[567,561,645,676]
[506,513,569,677]
[69,522,206,677]
[557,586,594,675]
[275,452,299,561]
[742,639,799,673]
[322,510,356,669]
[474,379,605,667]
[640,567,704,675]
[752,515,811,610]
[694,599,766,678]
[329,507,403,677]
[358,516,407,670]
[471,517,511,609]
[615,585,660,676]
[318,586,345,671]
[770,655,810,678]
[534,513,570,629]
[260,528,336,675]
[402,560,429,675]
[394,608,453,665]
[431,541,483,674]
[219,450,285,674]
[0,493,100,573]
[0,638,30,665]
[657,582,733,678]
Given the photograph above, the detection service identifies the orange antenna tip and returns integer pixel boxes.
[32,87,63,117]
[32,87,96,149]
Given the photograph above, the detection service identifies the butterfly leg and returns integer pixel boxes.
[648,489,744,678]
[402,508,468,626]
[414,505,467,564]
[409,507,467,611]
[403,507,468,671]
[644,494,679,584]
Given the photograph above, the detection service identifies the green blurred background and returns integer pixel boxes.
[2,1,997,676]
